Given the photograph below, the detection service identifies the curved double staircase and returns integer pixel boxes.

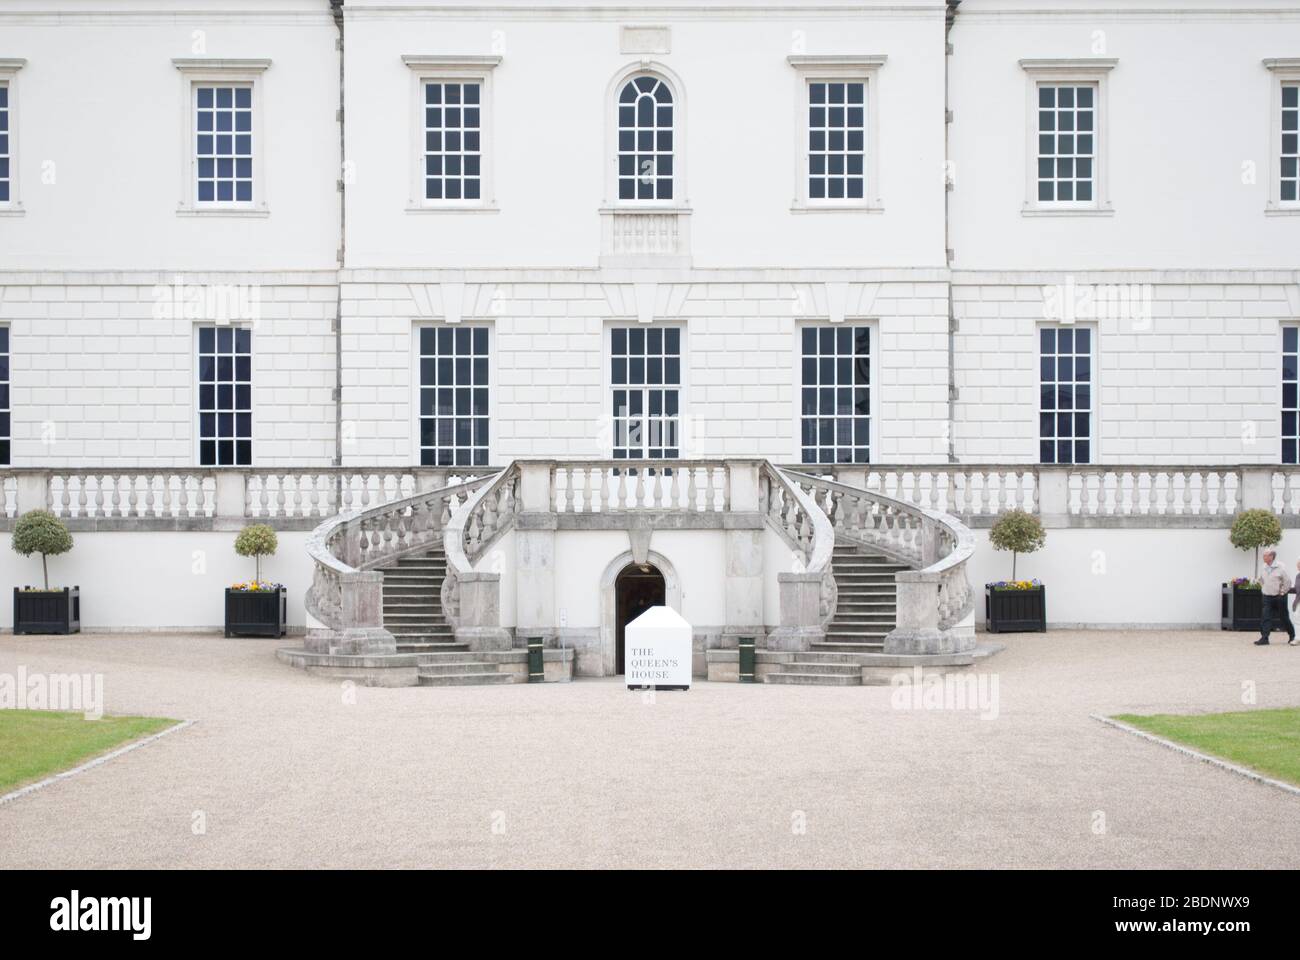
[281,460,978,687]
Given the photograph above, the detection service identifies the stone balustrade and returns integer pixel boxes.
[6,464,1294,530]
[440,465,517,651]
[549,460,730,514]
[760,463,835,650]
[787,464,1300,526]
[0,467,485,530]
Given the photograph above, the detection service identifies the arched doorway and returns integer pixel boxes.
[614,563,666,674]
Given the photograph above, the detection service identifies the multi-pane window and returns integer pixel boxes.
[423,81,481,202]
[418,326,489,467]
[800,326,870,465]
[1036,84,1095,203]
[0,327,9,465]
[1039,326,1092,465]
[1283,84,1299,203]
[611,327,680,459]
[1283,327,1300,464]
[617,76,673,201]
[0,84,9,203]
[195,85,252,203]
[198,326,252,466]
[808,81,865,201]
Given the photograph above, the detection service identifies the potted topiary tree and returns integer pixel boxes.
[225,523,286,638]
[12,510,79,634]
[1223,509,1281,631]
[985,509,1047,633]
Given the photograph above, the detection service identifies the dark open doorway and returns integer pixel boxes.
[615,563,666,674]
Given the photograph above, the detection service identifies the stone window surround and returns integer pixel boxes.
[1019,58,1117,218]
[790,318,879,465]
[1282,322,1299,465]
[787,54,887,214]
[0,58,25,217]
[1036,320,1098,466]
[194,322,254,468]
[173,58,271,218]
[402,55,501,214]
[1265,58,1300,216]
[602,319,689,460]
[603,59,688,212]
[0,323,9,466]
[409,319,497,467]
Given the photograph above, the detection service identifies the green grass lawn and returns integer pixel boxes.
[0,710,179,793]
[1114,707,1300,786]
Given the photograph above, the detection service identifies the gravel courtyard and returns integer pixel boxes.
[1,630,1298,869]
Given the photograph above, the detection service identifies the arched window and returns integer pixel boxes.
[617,75,673,201]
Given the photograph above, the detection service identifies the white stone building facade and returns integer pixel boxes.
[2,0,1300,665]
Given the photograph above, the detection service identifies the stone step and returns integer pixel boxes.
[825,628,890,639]
[832,615,897,625]
[418,660,499,675]
[765,672,861,686]
[396,642,470,654]
[383,610,448,620]
[789,650,886,665]
[834,599,897,607]
[389,630,455,640]
[382,601,442,610]
[781,661,861,676]
[382,575,443,584]
[813,640,886,653]
[417,671,515,687]
[414,649,495,660]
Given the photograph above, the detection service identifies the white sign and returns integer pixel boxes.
[624,605,692,689]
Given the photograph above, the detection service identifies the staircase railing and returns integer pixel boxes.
[758,462,835,648]
[783,470,976,654]
[303,472,494,655]
[301,457,973,659]
[441,464,519,648]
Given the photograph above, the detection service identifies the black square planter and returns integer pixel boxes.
[224,587,287,638]
[1221,583,1263,631]
[14,587,81,635]
[985,585,1046,633]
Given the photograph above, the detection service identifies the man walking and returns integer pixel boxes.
[1255,549,1296,646]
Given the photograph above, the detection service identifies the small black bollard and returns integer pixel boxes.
[738,636,756,683]
[527,637,545,682]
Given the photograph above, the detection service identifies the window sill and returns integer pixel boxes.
[405,203,500,214]
[1264,205,1300,217]
[790,200,883,214]
[599,204,693,215]
[0,204,25,217]
[177,205,270,219]
[1021,204,1115,218]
